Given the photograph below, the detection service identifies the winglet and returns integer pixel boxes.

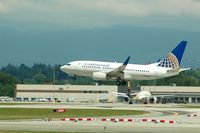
[107,56,130,77]
[123,56,130,65]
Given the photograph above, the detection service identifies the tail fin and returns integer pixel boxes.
[158,41,187,69]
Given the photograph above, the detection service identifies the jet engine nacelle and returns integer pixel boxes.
[93,72,107,80]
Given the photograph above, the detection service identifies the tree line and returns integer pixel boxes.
[0,63,200,97]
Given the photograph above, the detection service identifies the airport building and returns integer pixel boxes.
[141,86,200,103]
[15,84,118,103]
[15,84,200,103]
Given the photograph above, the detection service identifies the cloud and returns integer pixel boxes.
[0,0,200,30]
[59,0,200,16]
[2,0,200,16]
[0,2,6,12]
[45,0,200,17]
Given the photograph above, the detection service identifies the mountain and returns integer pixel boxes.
[0,25,199,68]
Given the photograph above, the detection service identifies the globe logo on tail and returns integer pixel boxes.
[158,53,179,69]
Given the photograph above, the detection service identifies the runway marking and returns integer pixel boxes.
[61,117,181,124]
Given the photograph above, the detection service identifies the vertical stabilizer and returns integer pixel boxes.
[158,41,187,69]
[171,41,187,65]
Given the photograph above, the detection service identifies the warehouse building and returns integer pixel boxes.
[141,86,200,103]
[15,84,118,103]
[15,84,200,103]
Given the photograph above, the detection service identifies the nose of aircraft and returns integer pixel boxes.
[60,65,66,72]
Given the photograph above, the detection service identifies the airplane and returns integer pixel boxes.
[112,91,175,104]
[112,91,152,100]
[112,91,156,103]
[60,41,190,86]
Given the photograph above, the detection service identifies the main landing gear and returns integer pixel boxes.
[116,80,127,86]
[72,75,77,80]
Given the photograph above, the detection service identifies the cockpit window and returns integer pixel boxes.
[66,64,71,66]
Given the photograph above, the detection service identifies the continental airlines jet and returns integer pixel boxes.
[60,41,190,86]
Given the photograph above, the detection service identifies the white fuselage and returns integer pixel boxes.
[60,61,179,81]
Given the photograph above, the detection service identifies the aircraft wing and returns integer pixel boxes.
[152,95,175,98]
[107,56,130,79]
[112,92,130,98]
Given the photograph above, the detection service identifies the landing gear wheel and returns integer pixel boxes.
[122,80,127,86]
[73,75,77,81]
[116,80,121,86]
[129,100,133,104]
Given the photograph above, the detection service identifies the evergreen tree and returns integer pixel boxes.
[0,72,17,97]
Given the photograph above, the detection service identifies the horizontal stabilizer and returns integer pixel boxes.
[179,68,191,72]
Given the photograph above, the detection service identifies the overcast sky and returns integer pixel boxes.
[0,0,200,31]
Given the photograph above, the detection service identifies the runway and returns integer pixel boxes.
[0,103,200,133]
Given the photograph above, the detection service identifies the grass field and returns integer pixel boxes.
[180,105,200,108]
[0,108,146,120]
[0,102,48,105]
